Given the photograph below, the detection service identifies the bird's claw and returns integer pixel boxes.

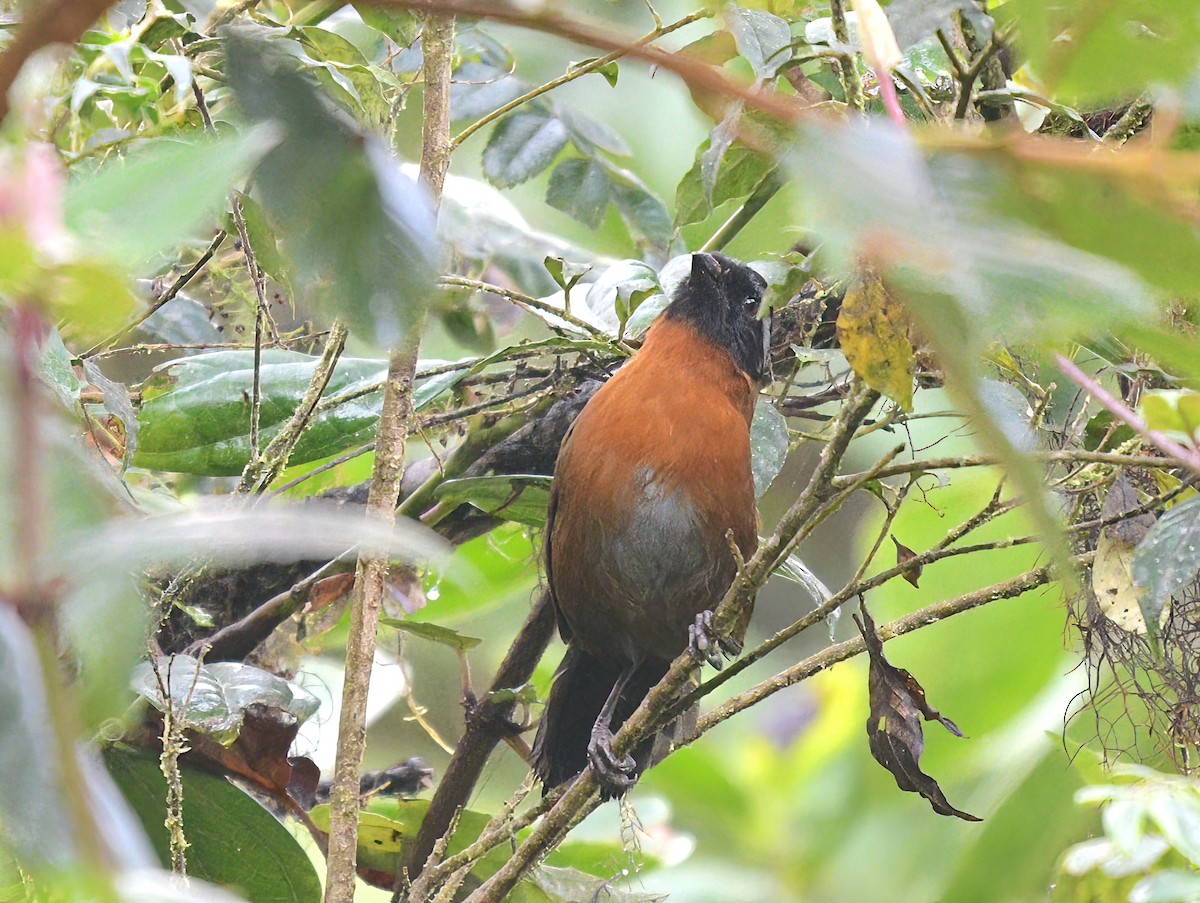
[688,610,742,670]
[588,724,636,800]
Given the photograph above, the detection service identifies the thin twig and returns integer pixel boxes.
[453,11,708,147]
[1055,353,1200,477]
[238,320,348,495]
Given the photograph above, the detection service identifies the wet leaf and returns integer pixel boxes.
[482,109,570,188]
[891,535,923,588]
[1132,495,1200,640]
[546,158,610,228]
[380,618,482,651]
[750,401,788,497]
[134,350,386,476]
[131,655,319,746]
[854,605,979,821]
[836,265,915,412]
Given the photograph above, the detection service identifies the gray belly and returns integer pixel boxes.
[568,468,733,662]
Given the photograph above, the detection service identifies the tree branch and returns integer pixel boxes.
[323,12,455,903]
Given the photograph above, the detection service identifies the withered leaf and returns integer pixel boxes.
[836,263,915,412]
[855,605,980,822]
[891,535,923,588]
[304,572,356,613]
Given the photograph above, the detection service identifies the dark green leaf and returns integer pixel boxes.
[726,7,793,79]
[557,106,630,156]
[106,747,322,903]
[380,618,482,650]
[224,32,438,348]
[353,5,421,45]
[65,130,273,268]
[676,142,773,228]
[546,158,610,228]
[134,350,386,476]
[607,166,672,245]
[434,474,553,526]
[483,109,570,188]
[1132,495,1200,639]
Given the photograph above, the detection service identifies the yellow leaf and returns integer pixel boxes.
[1092,532,1152,633]
[836,264,915,411]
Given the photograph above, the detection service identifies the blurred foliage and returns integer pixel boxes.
[3,0,1200,901]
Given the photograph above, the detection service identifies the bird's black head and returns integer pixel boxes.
[664,252,771,383]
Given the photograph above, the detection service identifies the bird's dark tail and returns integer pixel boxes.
[531,645,666,792]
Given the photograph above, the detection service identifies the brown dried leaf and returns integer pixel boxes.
[836,264,915,412]
[304,572,356,613]
[891,535,923,588]
[855,605,979,822]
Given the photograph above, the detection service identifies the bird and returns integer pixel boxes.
[531,251,770,799]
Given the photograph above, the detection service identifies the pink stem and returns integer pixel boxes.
[1055,352,1200,477]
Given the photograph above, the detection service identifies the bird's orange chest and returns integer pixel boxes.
[546,318,759,661]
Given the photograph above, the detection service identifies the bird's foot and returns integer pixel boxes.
[688,610,742,670]
[587,723,636,800]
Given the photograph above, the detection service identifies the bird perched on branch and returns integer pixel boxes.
[532,252,770,799]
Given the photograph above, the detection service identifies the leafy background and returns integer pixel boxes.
[4,0,1200,901]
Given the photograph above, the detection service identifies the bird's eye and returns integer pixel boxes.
[744,297,758,307]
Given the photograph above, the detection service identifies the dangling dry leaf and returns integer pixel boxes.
[855,605,979,822]
[891,535,923,588]
[836,263,915,411]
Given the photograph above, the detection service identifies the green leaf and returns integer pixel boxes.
[544,256,591,293]
[997,0,1200,104]
[37,328,81,409]
[546,158,610,228]
[131,655,319,745]
[1141,390,1200,441]
[106,747,322,903]
[750,401,788,497]
[309,798,507,880]
[606,165,672,245]
[482,109,570,188]
[1132,496,1200,640]
[568,57,619,88]
[434,474,553,526]
[134,350,387,476]
[726,7,793,79]
[676,142,773,228]
[50,260,140,342]
[65,129,273,268]
[224,32,437,348]
[353,5,421,45]
[380,618,482,650]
